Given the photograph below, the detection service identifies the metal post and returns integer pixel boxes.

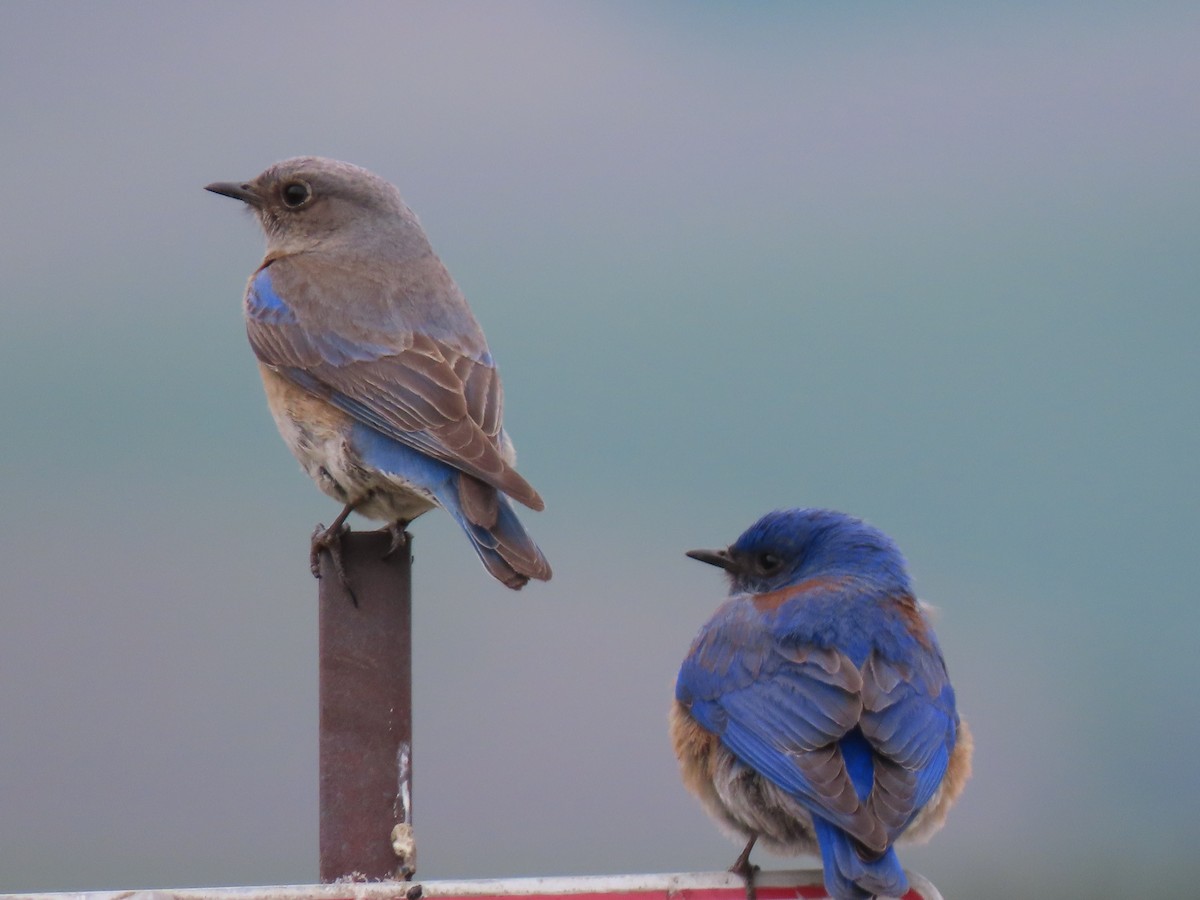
[318,531,415,882]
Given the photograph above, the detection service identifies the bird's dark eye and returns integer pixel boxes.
[281,181,311,208]
[756,552,782,573]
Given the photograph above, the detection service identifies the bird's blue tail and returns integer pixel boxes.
[350,423,550,589]
[813,728,909,899]
[812,815,908,900]
[437,473,552,589]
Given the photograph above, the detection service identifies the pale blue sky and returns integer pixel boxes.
[2,3,1198,897]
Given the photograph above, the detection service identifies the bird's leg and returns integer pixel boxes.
[729,835,759,900]
[311,503,357,604]
[379,519,411,559]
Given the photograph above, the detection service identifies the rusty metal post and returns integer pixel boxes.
[318,530,414,882]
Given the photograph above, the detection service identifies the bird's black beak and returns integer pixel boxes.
[205,181,261,207]
[686,547,738,572]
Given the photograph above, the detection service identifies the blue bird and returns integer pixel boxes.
[206,157,550,589]
[672,509,971,900]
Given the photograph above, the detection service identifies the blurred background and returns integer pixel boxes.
[2,2,1197,897]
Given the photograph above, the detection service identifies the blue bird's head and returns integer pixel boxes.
[687,508,912,596]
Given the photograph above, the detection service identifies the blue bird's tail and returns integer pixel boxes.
[439,473,552,590]
[811,729,909,899]
[348,423,550,589]
[812,816,908,900]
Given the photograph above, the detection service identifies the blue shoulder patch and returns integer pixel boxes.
[246,268,298,324]
[250,271,391,365]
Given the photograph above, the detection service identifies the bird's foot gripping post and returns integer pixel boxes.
[729,836,759,900]
[311,502,356,580]
[318,529,415,882]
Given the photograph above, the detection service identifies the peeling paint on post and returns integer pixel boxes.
[319,530,414,882]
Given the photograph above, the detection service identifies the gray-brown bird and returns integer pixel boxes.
[207,157,551,589]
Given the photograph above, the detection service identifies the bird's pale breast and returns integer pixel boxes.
[257,363,435,522]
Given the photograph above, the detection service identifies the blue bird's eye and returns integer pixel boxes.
[281,181,312,208]
[756,552,782,573]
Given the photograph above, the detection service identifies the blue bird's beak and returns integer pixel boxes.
[686,547,738,571]
[205,181,262,207]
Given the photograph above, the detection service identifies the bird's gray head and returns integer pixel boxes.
[686,508,912,596]
[206,156,428,258]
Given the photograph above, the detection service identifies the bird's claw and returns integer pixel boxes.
[381,520,411,559]
[311,520,357,605]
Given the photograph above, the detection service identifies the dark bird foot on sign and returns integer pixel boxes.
[380,519,411,559]
[311,504,357,604]
[729,836,759,900]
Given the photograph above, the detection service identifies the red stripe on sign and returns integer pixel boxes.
[423,890,832,900]
[673,888,828,900]
[424,888,926,900]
